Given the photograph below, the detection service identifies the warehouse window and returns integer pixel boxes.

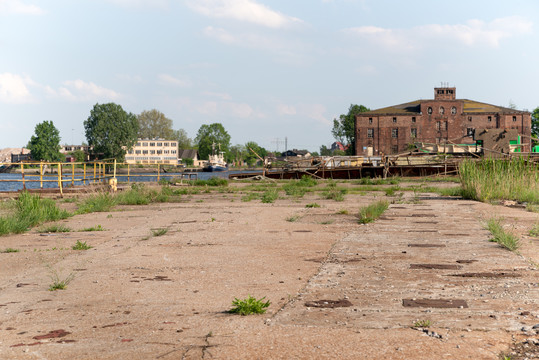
[367,128,374,138]
[410,128,417,138]
[392,128,398,138]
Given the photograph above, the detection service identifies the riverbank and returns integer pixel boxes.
[0,182,537,359]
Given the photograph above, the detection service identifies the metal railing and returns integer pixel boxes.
[0,160,198,194]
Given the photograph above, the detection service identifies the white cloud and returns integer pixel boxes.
[57,80,120,102]
[105,0,169,10]
[0,73,34,103]
[0,0,44,15]
[297,103,329,125]
[277,104,296,115]
[185,0,302,29]
[157,74,192,87]
[203,26,310,65]
[344,16,533,51]
[202,91,232,100]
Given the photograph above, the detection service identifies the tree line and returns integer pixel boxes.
[26,102,539,163]
[26,102,270,165]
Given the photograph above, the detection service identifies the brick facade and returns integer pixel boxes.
[355,87,532,156]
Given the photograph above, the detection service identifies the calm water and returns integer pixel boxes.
[0,171,236,192]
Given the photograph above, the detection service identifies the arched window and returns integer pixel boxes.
[427,107,433,115]
[451,106,457,115]
[439,107,445,115]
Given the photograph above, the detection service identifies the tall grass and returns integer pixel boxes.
[459,158,539,204]
[0,192,71,236]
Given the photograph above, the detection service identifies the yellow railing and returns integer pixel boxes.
[0,160,198,195]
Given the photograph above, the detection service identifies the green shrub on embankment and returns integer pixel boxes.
[459,158,539,204]
[0,192,71,236]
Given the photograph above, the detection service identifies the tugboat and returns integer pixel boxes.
[202,143,227,172]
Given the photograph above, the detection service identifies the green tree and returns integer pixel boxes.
[70,149,86,162]
[174,128,192,149]
[27,121,62,162]
[137,109,175,139]
[84,103,139,160]
[194,123,231,160]
[332,104,370,155]
[245,141,267,167]
[229,144,246,167]
[532,106,539,138]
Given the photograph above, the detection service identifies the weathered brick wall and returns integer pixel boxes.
[355,99,531,156]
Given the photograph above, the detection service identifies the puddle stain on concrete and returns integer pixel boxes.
[410,264,462,270]
[304,299,353,308]
[402,299,468,308]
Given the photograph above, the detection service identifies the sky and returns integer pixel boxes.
[1,0,538,153]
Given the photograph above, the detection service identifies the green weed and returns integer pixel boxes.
[77,192,116,214]
[286,215,300,222]
[229,295,270,315]
[261,189,279,203]
[485,218,520,251]
[322,188,347,202]
[2,248,19,253]
[152,228,168,237]
[80,225,105,232]
[358,200,389,224]
[48,267,75,291]
[72,240,92,250]
[305,203,320,208]
[529,223,539,237]
[413,319,432,328]
[38,224,71,233]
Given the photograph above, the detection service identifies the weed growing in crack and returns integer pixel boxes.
[38,224,71,233]
[485,218,520,251]
[48,267,75,291]
[80,225,105,232]
[358,200,389,224]
[152,228,168,237]
[72,240,92,250]
[413,319,432,328]
[305,203,320,208]
[229,295,270,315]
[2,248,19,253]
[286,215,300,222]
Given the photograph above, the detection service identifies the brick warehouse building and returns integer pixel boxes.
[355,87,532,156]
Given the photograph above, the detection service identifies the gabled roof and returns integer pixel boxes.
[360,100,422,115]
[358,99,529,116]
[179,149,198,159]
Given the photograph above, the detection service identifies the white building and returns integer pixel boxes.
[125,139,178,164]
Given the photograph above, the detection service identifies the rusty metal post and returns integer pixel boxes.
[40,162,43,189]
[21,162,25,190]
[71,162,75,187]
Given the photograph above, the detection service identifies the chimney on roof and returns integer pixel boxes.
[434,85,456,100]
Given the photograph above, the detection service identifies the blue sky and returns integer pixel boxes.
[1,0,538,152]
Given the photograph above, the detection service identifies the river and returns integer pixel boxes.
[0,171,243,192]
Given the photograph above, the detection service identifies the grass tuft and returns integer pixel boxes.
[485,217,520,251]
[358,200,389,224]
[152,228,168,237]
[305,203,320,208]
[38,224,71,233]
[2,248,19,253]
[413,319,432,328]
[72,240,93,250]
[80,225,105,232]
[229,295,270,315]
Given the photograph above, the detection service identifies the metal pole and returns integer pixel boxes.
[40,162,43,189]
[21,162,25,190]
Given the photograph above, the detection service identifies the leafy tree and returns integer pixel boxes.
[245,141,267,166]
[138,109,192,149]
[84,103,139,160]
[71,149,86,162]
[137,109,175,139]
[27,121,62,162]
[332,104,370,155]
[174,128,192,149]
[229,144,246,167]
[532,106,539,138]
[194,123,231,160]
